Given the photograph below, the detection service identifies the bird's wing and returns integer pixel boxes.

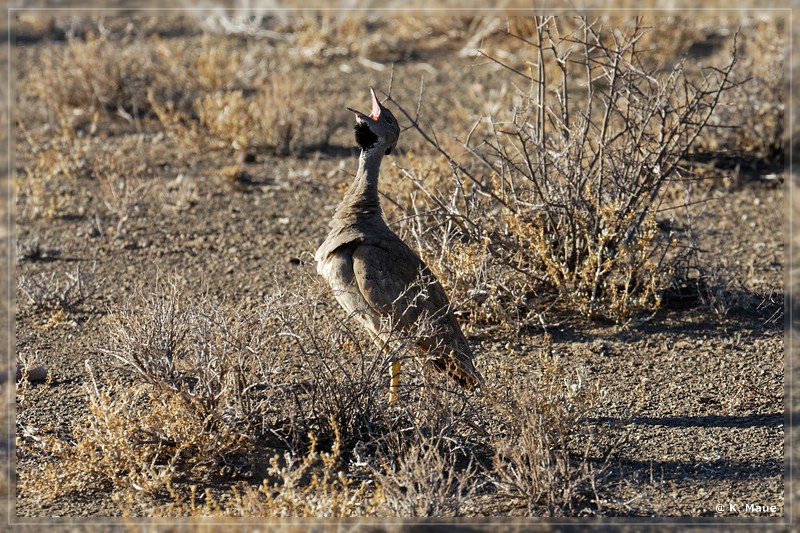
[351,241,483,389]
[351,241,431,330]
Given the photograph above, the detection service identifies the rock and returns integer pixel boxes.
[16,364,48,383]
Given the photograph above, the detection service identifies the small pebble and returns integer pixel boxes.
[237,150,257,164]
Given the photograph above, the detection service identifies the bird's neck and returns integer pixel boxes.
[339,147,384,218]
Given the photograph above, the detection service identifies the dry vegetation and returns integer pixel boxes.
[19,278,617,517]
[382,16,783,326]
[13,13,785,520]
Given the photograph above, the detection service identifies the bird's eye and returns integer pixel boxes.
[385,116,393,125]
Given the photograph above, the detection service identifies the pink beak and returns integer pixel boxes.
[367,87,381,120]
[348,87,382,122]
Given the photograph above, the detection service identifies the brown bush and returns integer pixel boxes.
[385,16,744,323]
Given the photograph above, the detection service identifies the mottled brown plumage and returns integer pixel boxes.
[315,87,483,402]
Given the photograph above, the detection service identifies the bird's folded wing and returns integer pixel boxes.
[351,242,447,331]
[352,242,483,389]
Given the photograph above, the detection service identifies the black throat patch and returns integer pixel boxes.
[354,121,378,151]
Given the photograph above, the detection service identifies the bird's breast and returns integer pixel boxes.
[317,246,382,336]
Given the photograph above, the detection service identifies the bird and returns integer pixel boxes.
[315,87,483,403]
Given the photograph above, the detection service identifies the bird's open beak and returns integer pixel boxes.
[347,87,382,122]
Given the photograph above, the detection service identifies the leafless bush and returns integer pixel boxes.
[490,356,609,516]
[25,285,284,503]
[100,282,281,441]
[158,426,378,517]
[17,263,100,312]
[96,168,151,239]
[16,235,61,263]
[23,280,384,507]
[387,16,742,322]
[263,282,422,447]
[97,278,398,453]
[371,427,481,517]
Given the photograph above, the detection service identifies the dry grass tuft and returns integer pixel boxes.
[289,16,470,64]
[191,76,337,155]
[14,138,92,220]
[27,378,248,501]
[490,354,611,516]
[371,428,481,517]
[142,421,379,517]
[19,22,339,157]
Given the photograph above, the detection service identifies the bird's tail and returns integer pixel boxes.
[433,355,484,391]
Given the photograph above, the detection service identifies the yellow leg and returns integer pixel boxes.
[389,361,401,404]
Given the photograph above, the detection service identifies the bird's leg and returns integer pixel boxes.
[368,332,400,404]
[389,360,401,404]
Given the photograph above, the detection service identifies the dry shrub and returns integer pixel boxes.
[20,18,336,155]
[21,378,250,503]
[241,429,376,517]
[100,282,284,444]
[491,17,785,175]
[263,285,395,447]
[95,163,152,239]
[17,277,619,517]
[192,90,253,150]
[21,20,259,127]
[380,155,519,332]
[172,33,332,154]
[490,354,609,516]
[191,33,276,93]
[14,136,93,220]
[16,279,385,513]
[255,74,338,154]
[25,30,169,126]
[31,279,392,475]
[289,16,470,64]
[371,428,481,517]
[160,75,336,155]
[158,427,378,517]
[20,282,289,507]
[387,16,743,323]
[16,129,155,240]
[17,263,100,313]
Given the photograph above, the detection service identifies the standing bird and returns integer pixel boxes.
[315,87,483,403]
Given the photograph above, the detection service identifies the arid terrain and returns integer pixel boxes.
[9,13,788,524]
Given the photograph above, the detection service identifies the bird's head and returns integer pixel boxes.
[348,87,400,156]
